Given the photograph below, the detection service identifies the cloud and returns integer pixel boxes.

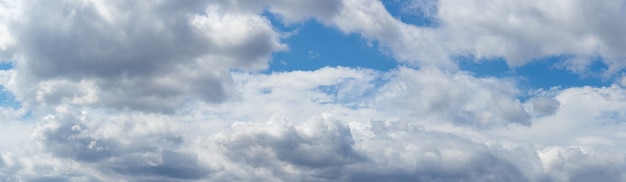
[0,67,624,181]
[438,0,626,67]
[502,85,626,149]
[3,0,624,113]
[299,0,626,74]
[373,67,530,127]
[0,0,626,181]
[0,0,285,113]
[265,0,344,23]
[525,97,560,116]
[539,146,626,182]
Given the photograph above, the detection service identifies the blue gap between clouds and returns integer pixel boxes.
[263,12,396,109]
[264,12,397,73]
[0,62,12,70]
[0,62,20,109]
[457,55,609,90]
[382,0,440,27]
[0,86,20,109]
[262,10,613,102]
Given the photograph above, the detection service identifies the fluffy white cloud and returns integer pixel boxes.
[2,0,624,112]
[302,0,626,73]
[539,146,626,182]
[0,0,285,113]
[502,85,626,150]
[1,0,626,181]
[438,0,626,70]
[0,67,624,181]
[373,67,529,127]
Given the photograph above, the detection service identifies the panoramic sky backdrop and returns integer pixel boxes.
[1,0,626,181]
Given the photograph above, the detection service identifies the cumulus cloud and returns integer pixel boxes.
[302,0,626,74]
[439,0,626,69]
[525,97,560,116]
[1,0,626,181]
[2,0,624,112]
[1,67,625,181]
[0,0,285,113]
[374,67,529,127]
[503,85,626,149]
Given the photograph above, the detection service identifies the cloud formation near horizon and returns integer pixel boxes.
[1,0,626,181]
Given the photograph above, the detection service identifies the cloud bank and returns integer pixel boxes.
[0,0,626,181]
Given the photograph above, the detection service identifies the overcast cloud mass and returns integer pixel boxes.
[1,0,626,181]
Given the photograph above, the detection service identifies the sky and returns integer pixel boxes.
[1,0,626,181]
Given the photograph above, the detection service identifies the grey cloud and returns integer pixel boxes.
[3,91,626,181]
[357,121,531,181]
[110,151,209,180]
[0,1,625,181]
[42,122,119,162]
[527,97,560,116]
[214,0,344,23]
[540,147,626,182]
[2,0,284,113]
[4,66,625,181]
[216,115,365,178]
[209,115,531,181]
[32,113,210,181]
[268,0,344,23]
[17,1,203,78]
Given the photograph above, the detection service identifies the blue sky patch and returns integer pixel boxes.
[382,0,439,27]
[0,62,13,70]
[0,86,20,109]
[458,55,609,90]
[265,14,398,73]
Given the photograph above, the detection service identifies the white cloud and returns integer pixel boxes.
[0,67,624,181]
[0,0,285,113]
[2,0,623,112]
[1,0,626,181]
[620,75,626,87]
[0,121,31,150]
[500,85,626,150]
[539,146,626,182]
[374,67,529,127]
[437,0,626,66]
[297,0,626,74]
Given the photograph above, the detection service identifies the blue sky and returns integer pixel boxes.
[1,0,626,181]
[266,15,398,72]
[265,8,613,92]
[0,62,17,109]
[265,0,619,90]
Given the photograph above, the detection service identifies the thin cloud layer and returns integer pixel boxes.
[0,0,625,181]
